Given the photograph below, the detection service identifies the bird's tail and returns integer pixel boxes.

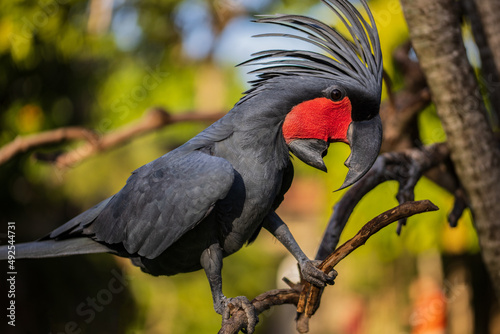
[0,238,113,260]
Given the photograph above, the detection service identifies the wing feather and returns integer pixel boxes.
[89,151,235,259]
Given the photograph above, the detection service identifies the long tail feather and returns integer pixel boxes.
[0,238,113,260]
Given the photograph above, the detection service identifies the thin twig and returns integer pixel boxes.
[0,127,99,165]
[295,200,439,333]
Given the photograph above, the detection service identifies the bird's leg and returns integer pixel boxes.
[263,212,336,287]
[201,244,258,333]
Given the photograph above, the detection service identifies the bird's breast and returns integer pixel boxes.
[212,130,290,254]
[219,164,284,255]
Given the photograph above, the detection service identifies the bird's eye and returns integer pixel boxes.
[330,89,344,101]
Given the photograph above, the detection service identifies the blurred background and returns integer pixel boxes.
[0,0,495,333]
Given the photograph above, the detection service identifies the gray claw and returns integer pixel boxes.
[300,259,337,287]
[220,296,258,334]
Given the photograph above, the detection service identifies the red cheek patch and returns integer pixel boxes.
[282,97,352,144]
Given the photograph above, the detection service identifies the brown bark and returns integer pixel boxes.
[295,200,439,333]
[400,0,500,296]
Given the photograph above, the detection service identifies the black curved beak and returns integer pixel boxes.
[338,115,383,190]
[288,139,329,172]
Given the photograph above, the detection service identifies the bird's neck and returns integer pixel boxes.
[228,105,290,171]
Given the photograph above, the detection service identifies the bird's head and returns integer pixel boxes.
[282,78,382,189]
[241,0,383,189]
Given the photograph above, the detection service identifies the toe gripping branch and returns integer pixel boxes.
[294,200,439,333]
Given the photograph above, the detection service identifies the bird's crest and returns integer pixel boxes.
[240,0,383,94]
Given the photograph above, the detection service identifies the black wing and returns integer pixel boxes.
[89,150,235,259]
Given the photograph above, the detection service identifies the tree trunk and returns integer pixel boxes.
[399,0,500,296]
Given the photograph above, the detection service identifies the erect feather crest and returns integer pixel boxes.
[240,0,383,94]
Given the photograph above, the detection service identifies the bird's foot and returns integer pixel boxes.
[215,295,258,334]
[299,259,337,287]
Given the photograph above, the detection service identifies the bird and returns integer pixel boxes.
[1,0,383,332]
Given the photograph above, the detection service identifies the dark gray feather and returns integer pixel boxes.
[89,151,235,259]
[0,238,112,260]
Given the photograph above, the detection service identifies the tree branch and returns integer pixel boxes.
[380,42,431,153]
[218,288,300,334]
[0,107,224,168]
[315,143,451,261]
[0,127,99,165]
[218,200,439,334]
[295,200,438,333]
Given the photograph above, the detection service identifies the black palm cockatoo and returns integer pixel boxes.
[1,0,383,331]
